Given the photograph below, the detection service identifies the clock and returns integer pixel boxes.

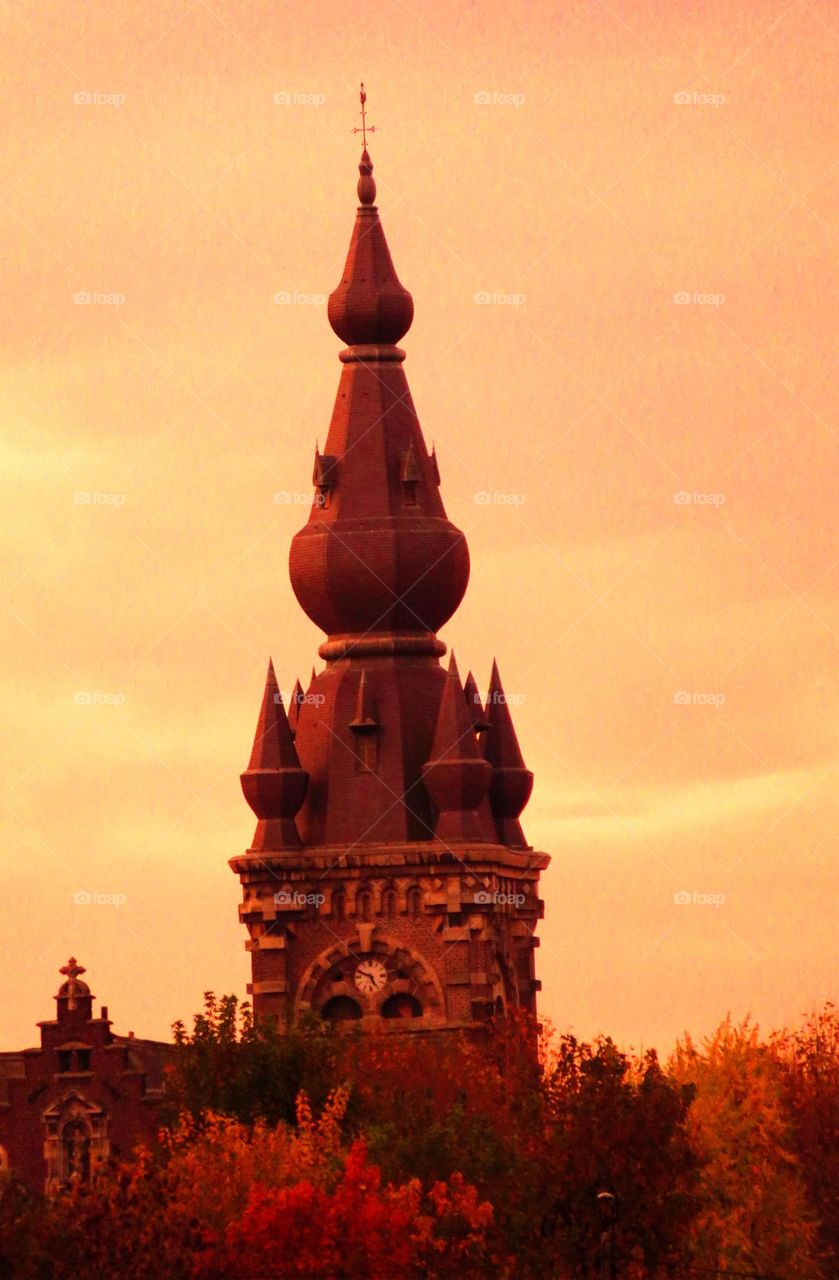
[354,959,388,996]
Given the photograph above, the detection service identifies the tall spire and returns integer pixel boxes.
[327,137,414,347]
[289,122,469,661]
[241,659,308,850]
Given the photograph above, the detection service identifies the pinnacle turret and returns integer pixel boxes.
[422,654,492,842]
[241,659,308,850]
[484,660,533,848]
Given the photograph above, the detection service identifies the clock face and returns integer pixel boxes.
[354,959,388,996]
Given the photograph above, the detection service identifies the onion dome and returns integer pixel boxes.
[327,148,414,348]
[241,659,309,850]
[422,654,492,842]
[484,660,533,849]
[289,147,469,660]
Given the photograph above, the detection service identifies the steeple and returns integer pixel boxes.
[288,118,469,662]
[240,659,308,850]
[231,95,549,1032]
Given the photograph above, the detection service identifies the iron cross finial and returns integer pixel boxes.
[351,82,376,148]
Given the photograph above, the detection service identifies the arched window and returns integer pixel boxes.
[356,888,372,922]
[381,994,422,1020]
[331,889,345,922]
[406,886,421,920]
[321,995,362,1023]
[381,888,397,918]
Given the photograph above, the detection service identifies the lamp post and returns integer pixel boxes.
[596,1189,617,1280]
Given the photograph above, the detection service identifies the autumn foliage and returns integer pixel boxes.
[0,999,836,1279]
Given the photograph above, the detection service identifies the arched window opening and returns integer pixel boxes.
[356,889,372,922]
[381,994,423,1020]
[331,889,345,922]
[406,886,421,920]
[381,888,397,918]
[321,996,362,1023]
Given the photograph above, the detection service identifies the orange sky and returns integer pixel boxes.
[1,0,836,1053]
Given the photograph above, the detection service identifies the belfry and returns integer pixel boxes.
[231,103,549,1031]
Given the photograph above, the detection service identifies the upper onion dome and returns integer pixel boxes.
[327,147,414,348]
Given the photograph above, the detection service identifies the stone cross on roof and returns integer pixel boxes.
[59,956,87,1010]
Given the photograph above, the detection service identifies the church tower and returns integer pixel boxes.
[230,112,549,1032]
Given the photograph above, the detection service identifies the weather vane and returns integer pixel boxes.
[351,82,376,149]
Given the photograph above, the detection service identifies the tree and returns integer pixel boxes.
[167,992,346,1126]
[671,1015,822,1277]
[536,1034,698,1276]
[772,1004,839,1274]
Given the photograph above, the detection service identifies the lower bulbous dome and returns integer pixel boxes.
[289,515,469,639]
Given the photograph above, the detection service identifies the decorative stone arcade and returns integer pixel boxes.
[231,108,549,1035]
